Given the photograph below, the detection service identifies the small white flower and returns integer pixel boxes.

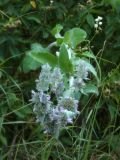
[99,22,102,25]
[94,24,98,28]
[50,0,53,4]
[98,16,103,20]
[95,18,99,22]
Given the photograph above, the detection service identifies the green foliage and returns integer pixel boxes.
[51,24,63,38]
[63,28,87,49]
[0,0,120,159]
[59,43,73,74]
[29,51,57,67]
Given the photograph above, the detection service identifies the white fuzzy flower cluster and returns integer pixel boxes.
[31,61,89,137]
[94,16,103,30]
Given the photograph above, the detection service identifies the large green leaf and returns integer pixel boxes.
[22,54,41,73]
[59,43,73,74]
[63,28,87,48]
[29,51,57,67]
[22,43,51,72]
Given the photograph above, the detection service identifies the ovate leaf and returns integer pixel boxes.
[29,51,57,67]
[86,14,94,28]
[22,54,41,73]
[22,43,50,72]
[64,28,87,48]
[59,43,73,74]
[82,84,99,95]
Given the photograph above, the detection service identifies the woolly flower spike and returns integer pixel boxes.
[75,60,88,80]
[70,60,89,91]
[31,62,91,137]
[30,90,52,124]
[50,67,64,98]
[47,96,79,135]
[36,64,52,91]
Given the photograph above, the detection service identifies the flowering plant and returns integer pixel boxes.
[29,26,100,138]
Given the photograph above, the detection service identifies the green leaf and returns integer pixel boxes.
[51,24,63,38]
[31,43,49,52]
[22,54,41,73]
[82,51,95,59]
[22,43,49,72]
[82,84,99,95]
[29,51,57,67]
[59,43,73,74]
[86,14,94,28]
[82,60,99,84]
[63,28,87,48]
[24,42,58,68]
[26,15,41,24]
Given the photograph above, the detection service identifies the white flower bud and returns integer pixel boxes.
[99,22,102,25]
[98,16,103,20]
[95,18,99,22]
[50,0,53,4]
[94,24,98,28]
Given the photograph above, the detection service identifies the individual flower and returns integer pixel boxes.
[50,0,53,5]
[94,23,98,29]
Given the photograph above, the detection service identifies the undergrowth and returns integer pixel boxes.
[0,1,120,160]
